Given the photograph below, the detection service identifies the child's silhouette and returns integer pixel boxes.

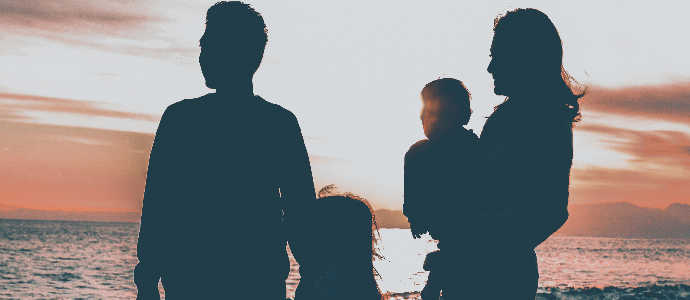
[403,78,479,299]
[297,186,385,300]
[134,2,315,299]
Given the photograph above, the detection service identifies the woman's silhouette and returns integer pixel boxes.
[296,186,385,300]
[439,8,582,299]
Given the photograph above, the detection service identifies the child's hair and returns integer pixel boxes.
[313,185,385,300]
[420,78,472,126]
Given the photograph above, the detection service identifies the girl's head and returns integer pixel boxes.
[420,78,472,140]
[312,195,379,268]
[310,186,384,299]
[488,8,583,122]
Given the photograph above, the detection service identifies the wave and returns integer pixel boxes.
[535,284,690,300]
[378,284,690,300]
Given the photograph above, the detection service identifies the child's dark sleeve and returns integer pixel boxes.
[404,140,429,237]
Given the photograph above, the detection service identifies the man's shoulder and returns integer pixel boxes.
[253,96,298,121]
[163,94,214,115]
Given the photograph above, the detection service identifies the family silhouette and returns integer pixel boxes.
[135,2,580,300]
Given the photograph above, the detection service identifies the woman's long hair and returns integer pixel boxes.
[314,185,385,300]
[493,8,585,123]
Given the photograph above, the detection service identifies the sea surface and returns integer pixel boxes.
[1,219,690,299]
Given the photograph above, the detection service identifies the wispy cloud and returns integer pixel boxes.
[582,82,690,123]
[0,0,197,61]
[577,124,690,172]
[571,123,690,208]
[0,0,162,35]
[0,93,159,121]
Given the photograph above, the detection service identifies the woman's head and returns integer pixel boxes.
[488,8,583,122]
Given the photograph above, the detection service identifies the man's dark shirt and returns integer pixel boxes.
[135,93,315,297]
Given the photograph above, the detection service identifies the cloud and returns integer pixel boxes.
[577,124,690,172]
[0,0,162,35]
[0,93,160,134]
[0,0,196,61]
[581,82,690,123]
[570,123,690,208]
[0,92,159,120]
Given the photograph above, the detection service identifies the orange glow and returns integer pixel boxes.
[0,120,152,212]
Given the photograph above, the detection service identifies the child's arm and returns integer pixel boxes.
[404,140,430,239]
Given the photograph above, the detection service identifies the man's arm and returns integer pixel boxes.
[134,106,179,299]
[277,112,317,300]
[279,112,315,224]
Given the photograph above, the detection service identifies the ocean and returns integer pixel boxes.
[1,219,689,299]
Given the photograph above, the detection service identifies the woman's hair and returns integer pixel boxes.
[314,185,385,300]
[493,8,585,123]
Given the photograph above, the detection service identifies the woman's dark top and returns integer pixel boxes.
[467,97,572,250]
[441,97,572,299]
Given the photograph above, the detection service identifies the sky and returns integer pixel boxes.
[0,0,688,212]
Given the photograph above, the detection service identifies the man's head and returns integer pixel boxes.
[199,1,267,89]
[420,78,472,140]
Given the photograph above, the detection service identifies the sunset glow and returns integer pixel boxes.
[1,0,689,214]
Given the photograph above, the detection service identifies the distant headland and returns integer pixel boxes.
[2,202,690,238]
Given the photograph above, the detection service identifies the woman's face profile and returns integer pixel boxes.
[487,33,525,97]
[488,29,553,98]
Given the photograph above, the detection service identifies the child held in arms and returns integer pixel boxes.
[403,78,479,299]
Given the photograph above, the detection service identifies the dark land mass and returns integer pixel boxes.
[372,202,690,239]
[2,202,689,238]
[0,204,140,223]
[556,202,690,238]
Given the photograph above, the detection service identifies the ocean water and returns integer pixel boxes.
[1,219,690,299]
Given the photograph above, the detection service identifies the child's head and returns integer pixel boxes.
[420,78,472,140]
[312,195,379,266]
[308,186,384,300]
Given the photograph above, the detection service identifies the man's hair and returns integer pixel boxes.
[202,1,268,54]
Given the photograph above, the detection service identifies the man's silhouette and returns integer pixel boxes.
[134,2,316,299]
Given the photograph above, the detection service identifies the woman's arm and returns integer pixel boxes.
[458,120,572,250]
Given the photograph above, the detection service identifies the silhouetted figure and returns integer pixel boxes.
[403,78,479,300]
[134,2,316,299]
[440,8,582,299]
[297,186,384,300]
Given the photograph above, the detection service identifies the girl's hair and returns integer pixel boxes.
[315,185,385,300]
[493,8,585,123]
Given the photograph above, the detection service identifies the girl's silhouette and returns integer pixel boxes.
[298,187,385,300]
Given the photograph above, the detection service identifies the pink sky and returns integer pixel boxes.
[1,0,688,212]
